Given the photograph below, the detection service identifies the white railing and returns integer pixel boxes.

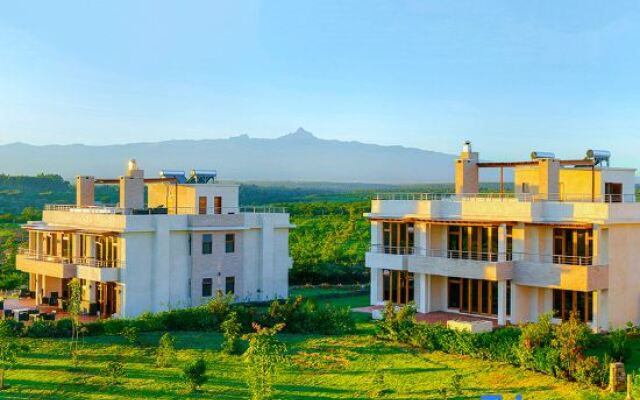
[372,192,639,203]
[44,204,288,215]
[17,248,124,268]
[368,245,598,266]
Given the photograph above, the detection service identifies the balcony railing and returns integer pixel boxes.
[368,245,596,266]
[44,204,288,215]
[17,248,124,268]
[514,253,594,266]
[372,192,639,203]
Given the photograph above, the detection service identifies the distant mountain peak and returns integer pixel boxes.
[280,127,316,141]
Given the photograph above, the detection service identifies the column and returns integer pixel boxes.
[497,280,507,326]
[509,283,518,324]
[591,290,600,332]
[370,269,383,305]
[425,274,432,313]
[415,273,428,313]
[497,223,507,262]
[35,274,43,305]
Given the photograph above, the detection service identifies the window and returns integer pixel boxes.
[214,196,222,214]
[202,278,213,297]
[225,276,235,295]
[552,289,592,322]
[198,196,207,215]
[382,222,414,254]
[202,234,212,254]
[225,234,235,253]
[188,234,192,256]
[605,182,623,203]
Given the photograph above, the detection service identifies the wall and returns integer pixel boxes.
[606,224,640,327]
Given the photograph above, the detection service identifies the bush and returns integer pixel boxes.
[155,333,176,368]
[221,312,243,355]
[103,361,125,385]
[606,328,631,362]
[376,302,416,342]
[0,320,23,338]
[574,355,608,386]
[121,326,140,345]
[182,358,208,392]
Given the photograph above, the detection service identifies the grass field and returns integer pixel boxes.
[0,288,632,399]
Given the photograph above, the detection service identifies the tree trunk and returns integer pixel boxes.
[0,369,5,390]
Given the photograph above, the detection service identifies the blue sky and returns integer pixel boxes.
[1,1,639,165]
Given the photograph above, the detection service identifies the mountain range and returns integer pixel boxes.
[0,128,457,183]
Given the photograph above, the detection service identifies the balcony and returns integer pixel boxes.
[364,245,412,270]
[16,249,122,282]
[407,249,513,281]
[512,254,608,291]
[15,251,76,279]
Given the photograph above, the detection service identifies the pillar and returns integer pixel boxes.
[498,280,507,326]
[415,273,428,313]
[35,274,43,305]
[509,283,519,324]
[497,223,507,262]
[370,269,383,305]
[76,176,95,207]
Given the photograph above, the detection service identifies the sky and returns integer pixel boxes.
[1,1,640,165]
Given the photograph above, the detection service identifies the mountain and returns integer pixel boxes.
[0,128,457,183]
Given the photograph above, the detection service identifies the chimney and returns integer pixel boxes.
[119,159,145,209]
[455,140,479,194]
[536,158,560,201]
[76,176,95,207]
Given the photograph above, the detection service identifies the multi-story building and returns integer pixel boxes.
[17,161,293,318]
[366,142,638,331]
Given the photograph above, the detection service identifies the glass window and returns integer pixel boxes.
[225,234,235,253]
[202,278,213,297]
[202,234,213,254]
[225,276,235,295]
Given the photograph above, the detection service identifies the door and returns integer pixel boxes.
[198,196,207,214]
[214,196,222,214]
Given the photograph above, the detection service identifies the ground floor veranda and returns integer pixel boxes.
[27,273,123,319]
[369,268,609,331]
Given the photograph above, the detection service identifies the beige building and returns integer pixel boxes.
[366,142,639,331]
[17,161,293,318]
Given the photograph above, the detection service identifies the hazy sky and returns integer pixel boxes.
[1,1,639,164]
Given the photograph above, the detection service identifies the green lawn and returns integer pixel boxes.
[0,289,631,399]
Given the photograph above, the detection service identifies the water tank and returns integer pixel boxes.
[530,151,555,159]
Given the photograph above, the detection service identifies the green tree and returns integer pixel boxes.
[67,278,82,367]
[221,311,243,355]
[243,323,286,400]
[182,358,207,392]
[155,333,176,368]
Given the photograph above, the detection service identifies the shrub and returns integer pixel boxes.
[574,355,608,386]
[26,320,62,338]
[0,320,23,338]
[606,328,631,362]
[121,326,140,346]
[551,312,594,379]
[182,358,208,392]
[221,312,243,355]
[103,361,125,385]
[376,302,416,342]
[155,333,176,368]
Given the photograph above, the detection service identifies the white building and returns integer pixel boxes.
[366,143,640,331]
[17,161,293,318]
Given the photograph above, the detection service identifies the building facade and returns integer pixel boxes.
[17,161,293,318]
[366,143,639,331]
